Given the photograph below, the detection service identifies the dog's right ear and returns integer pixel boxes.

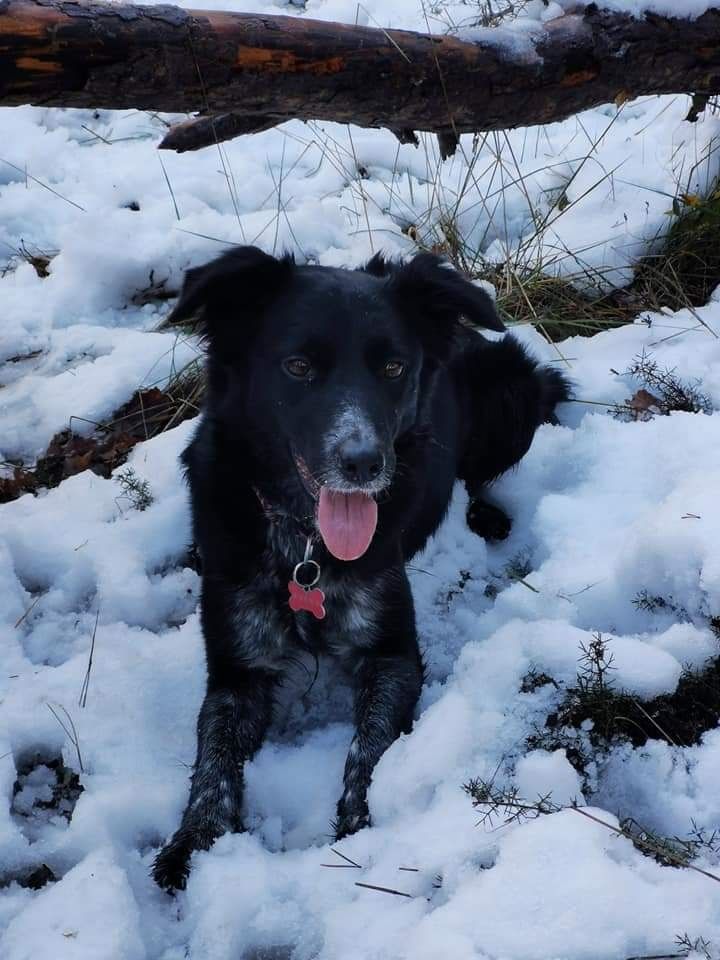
[166,246,294,349]
[385,252,504,362]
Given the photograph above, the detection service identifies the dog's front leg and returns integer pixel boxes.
[335,650,422,839]
[153,671,275,891]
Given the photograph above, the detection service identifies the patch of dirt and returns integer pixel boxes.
[0,862,58,892]
[18,863,57,890]
[529,655,720,770]
[33,429,137,489]
[1,384,196,504]
[0,466,40,502]
[12,753,84,824]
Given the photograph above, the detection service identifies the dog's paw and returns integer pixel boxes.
[333,811,370,841]
[152,836,194,892]
[152,826,218,892]
[466,499,512,542]
[333,797,370,841]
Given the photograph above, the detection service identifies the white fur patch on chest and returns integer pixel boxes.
[321,576,382,657]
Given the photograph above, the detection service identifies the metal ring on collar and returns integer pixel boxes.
[293,559,321,589]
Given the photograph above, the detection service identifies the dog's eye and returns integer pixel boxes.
[283,357,312,379]
[382,360,405,380]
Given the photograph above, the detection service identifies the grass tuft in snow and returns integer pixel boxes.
[673,933,719,960]
[406,124,720,343]
[530,626,720,758]
[114,467,153,512]
[634,182,720,313]
[0,239,56,280]
[427,0,543,33]
[45,704,84,775]
[520,668,558,694]
[441,568,473,609]
[489,266,634,341]
[501,548,541,592]
[624,351,713,416]
[633,590,690,620]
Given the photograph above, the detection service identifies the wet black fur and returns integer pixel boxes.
[152,247,571,890]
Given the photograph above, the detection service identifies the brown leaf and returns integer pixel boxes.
[626,388,663,419]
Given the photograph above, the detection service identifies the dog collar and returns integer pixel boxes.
[252,485,314,531]
[252,487,326,620]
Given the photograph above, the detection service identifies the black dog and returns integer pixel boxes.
[152,247,570,890]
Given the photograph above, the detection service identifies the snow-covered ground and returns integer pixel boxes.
[3,0,720,957]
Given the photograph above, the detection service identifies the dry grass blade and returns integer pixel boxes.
[158,154,181,221]
[572,806,720,885]
[0,157,86,212]
[46,703,84,774]
[630,697,680,748]
[329,847,363,868]
[355,881,413,898]
[14,595,41,629]
[625,954,686,960]
[78,611,100,709]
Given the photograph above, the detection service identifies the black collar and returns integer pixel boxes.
[253,485,316,539]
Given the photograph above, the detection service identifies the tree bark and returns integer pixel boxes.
[2,0,720,153]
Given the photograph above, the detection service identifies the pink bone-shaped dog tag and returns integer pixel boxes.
[288,580,326,620]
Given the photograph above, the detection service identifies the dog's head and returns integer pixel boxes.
[170,246,504,560]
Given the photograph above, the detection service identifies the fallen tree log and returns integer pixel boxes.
[2,0,720,154]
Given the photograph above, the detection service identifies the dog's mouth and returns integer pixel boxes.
[293,453,379,562]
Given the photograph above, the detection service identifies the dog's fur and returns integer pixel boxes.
[152,247,570,890]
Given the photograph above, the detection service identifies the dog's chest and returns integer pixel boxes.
[231,535,381,667]
[296,575,381,658]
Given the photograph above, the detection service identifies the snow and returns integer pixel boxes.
[3,0,720,957]
[459,0,720,27]
[1,849,146,960]
[557,0,720,17]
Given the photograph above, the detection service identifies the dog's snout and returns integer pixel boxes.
[339,437,385,485]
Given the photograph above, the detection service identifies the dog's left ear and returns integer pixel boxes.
[385,252,504,357]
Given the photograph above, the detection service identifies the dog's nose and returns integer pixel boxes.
[339,438,385,485]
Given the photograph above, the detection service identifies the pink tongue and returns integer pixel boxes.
[317,488,378,561]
